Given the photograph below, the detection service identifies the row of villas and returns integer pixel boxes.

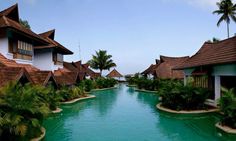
[0,4,100,87]
[142,39,236,106]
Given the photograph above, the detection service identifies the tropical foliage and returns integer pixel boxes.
[136,77,159,91]
[57,86,84,102]
[126,73,140,86]
[219,87,236,129]
[94,77,117,89]
[213,0,236,38]
[88,50,116,74]
[19,19,31,29]
[79,79,95,92]
[0,82,49,140]
[159,82,210,111]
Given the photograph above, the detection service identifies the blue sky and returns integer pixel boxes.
[1,0,236,75]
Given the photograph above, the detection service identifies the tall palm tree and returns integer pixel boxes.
[213,0,236,38]
[88,50,116,74]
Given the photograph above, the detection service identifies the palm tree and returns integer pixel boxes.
[213,0,236,38]
[88,50,116,74]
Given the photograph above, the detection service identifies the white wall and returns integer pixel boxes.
[0,37,13,59]
[33,50,63,71]
[34,50,54,71]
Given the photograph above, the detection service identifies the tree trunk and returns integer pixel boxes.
[227,22,230,38]
[100,69,102,76]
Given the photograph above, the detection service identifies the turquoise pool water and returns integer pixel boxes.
[43,84,236,141]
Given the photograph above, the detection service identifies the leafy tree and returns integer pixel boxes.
[88,50,116,74]
[213,0,236,38]
[19,19,31,29]
[207,37,220,43]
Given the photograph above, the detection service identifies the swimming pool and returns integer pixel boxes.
[43,84,236,141]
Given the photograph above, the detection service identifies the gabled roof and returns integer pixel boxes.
[175,37,236,69]
[72,61,101,79]
[0,53,56,87]
[54,69,78,86]
[155,55,189,79]
[0,53,39,72]
[0,4,47,44]
[106,69,123,78]
[0,4,19,22]
[141,64,159,75]
[0,67,32,87]
[29,71,57,86]
[35,29,73,55]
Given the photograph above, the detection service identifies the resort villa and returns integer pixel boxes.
[142,55,189,79]
[106,69,123,80]
[0,4,99,87]
[175,37,236,105]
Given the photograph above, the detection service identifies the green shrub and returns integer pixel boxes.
[79,79,95,92]
[34,85,62,110]
[219,87,236,129]
[0,82,50,140]
[159,82,210,111]
[135,77,159,91]
[95,77,117,89]
[126,73,139,85]
[57,86,84,102]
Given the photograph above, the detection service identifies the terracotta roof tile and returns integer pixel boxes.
[29,71,56,86]
[176,37,236,69]
[54,69,78,86]
[154,56,189,79]
[35,30,73,55]
[0,67,32,87]
[106,69,123,77]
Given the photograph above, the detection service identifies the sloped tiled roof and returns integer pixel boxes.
[35,29,73,55]
[0,54,39,72]
[141,64,159,75]
[29,71,56,86]
[54,69,78,86]
[0,67,32,87]
[0,5,47,44]
[175,37,236,69]
[155,56,189,79]
[106,69,123,78]
[0,54,55,86]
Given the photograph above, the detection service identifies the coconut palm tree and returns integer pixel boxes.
[88,50,116,74]
[213,0,236,38]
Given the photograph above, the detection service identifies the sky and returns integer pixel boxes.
[1,0,236,75]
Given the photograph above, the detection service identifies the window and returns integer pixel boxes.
[53,53,63,65]
[17,40,33,56]
[12,40,33,60]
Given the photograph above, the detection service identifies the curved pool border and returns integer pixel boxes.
[126,84,136,87]
[61,95,96,104]
[51,107,63,114]
[216,122,236,134]
[30,127,46,141]
[156,103,219,114]
[135,88,158,93]
[92,86,118,91]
